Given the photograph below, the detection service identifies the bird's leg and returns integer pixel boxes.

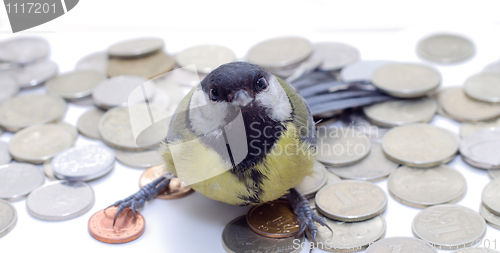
[106,172,176,226]
[287,188,332,252]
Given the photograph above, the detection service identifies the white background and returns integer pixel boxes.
[1,1,500,253]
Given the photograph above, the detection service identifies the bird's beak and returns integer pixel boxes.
[231,90,253,108]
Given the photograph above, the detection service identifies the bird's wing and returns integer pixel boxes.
[277,76,316,145]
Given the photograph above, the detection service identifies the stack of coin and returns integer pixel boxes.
[106,37,175,79]
[0,36,58,88]
[313,180,387,252]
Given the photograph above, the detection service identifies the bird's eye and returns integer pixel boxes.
[257,77,268,90]
[210,88,219,101]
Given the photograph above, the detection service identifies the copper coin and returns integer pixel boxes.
[139,164,193,199]
[246,199,300,238]
[88,207,145,244]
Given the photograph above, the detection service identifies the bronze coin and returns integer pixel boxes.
[139,164,194,199]
[88,207,145,244]
[246,199,300,238]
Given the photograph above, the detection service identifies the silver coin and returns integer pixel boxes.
[328,141,398,181]
[363,97,437,127]
[296,161,327,199]
[0,141,11,165]
[285,47,324,82]
[480,204,500,230]
[463,73,500,103]
[315,42,360,71]
[26,180,94,221]
[114,149,163,169]
[159,66,206,87]
[0,72,19,104]
[222,215,303,253]
[7,59,58,88]
[438,87,500,122]
[382,124,459,167]
[453,248,500,253]
[175,45,235,74]
[0,36,50,65]
[75,51,109,74]
[43,160,58,181]
[412,204,486,249]
[52,145,115,181]
[341,109,390,139]
[365,236,437,253]
[483,61,500,74]
[417,34,475,64]
[371,63,441,98]
[53,121,78,141]
[0,93,66,132]
[0,199,17,238]
[92,75,154,110]
[315,211,386,252]
[99,104,169,150]
[340,60,395,82]
[315,180,387,222]
[0,163,45,201]
[106,51,175,79]
[77,108,105,140]
[461,118,500,138]
[316,127,371,166]
[388,165,467,208]
[108,37,164,58]
[46,70,106,100]
[482,178,500,216]
[460,128,500,169]
[247,37,312,69]
[9,123,76,164]
[488,169,500,180]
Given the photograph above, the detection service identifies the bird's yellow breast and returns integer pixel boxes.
[160,122,315,206]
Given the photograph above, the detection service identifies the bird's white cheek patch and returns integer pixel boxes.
[189,87,228,136]
[255,75,292,121]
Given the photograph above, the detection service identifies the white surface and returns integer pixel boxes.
[1,1,500,253]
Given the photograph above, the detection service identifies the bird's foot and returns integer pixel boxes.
[287,188,332,252]
[106,172,175,226]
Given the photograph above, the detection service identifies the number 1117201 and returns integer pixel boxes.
[6,2,56,13]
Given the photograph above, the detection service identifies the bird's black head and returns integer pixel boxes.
[201,62,270,108]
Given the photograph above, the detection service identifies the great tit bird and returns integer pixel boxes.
[110,61,330,243]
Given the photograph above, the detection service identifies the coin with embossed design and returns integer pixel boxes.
[27,180,95,221]
[438,87,500,122]
[88,207,145,244]
[382,124,458,167]
[176,45,235,74]
[460,128,500,169]
[371,63,441,98]
[0,93,66,132]
[388,165,467,208]
[417,34,475,64]
[314,211,386,252]
[412,204,486,249]
[52,145,115,181]
[0,163,45,201]
[247,37,312,69]
[9,123,76,164]
[316,127,371,166]
[363,97,437,127]
[482,178,500,216]
[315,180,387,222]
[46,70,105,100]
[107,51,175,79]
[246,200,300,238]
[365,236,437,253]
[222,215,303,253]
[328,141,398,181]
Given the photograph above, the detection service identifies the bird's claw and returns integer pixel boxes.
[107,172,175,227]
[288,188,332,252]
